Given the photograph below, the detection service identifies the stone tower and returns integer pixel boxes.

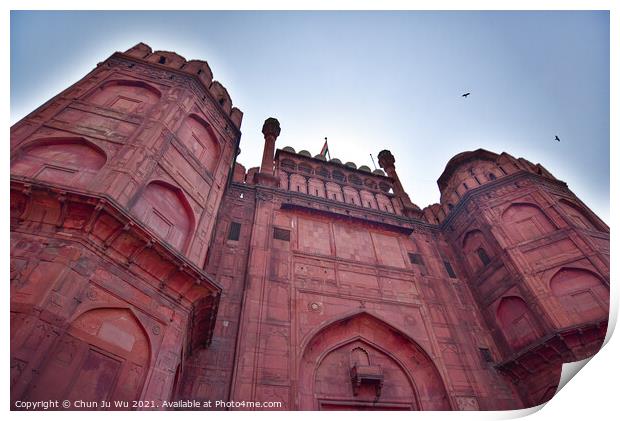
[428,149,609,406]
[10,43,242,405]
[10,43,609,411]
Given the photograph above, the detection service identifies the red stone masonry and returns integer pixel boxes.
[10,43,609,411]
[10,42,241,407]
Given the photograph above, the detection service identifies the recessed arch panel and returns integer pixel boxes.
[299,312,450,410]
[86,79,161,114]
[375,193,394,213]
[342,186,361,206]
[307,178,325,197]
[550,268,609,323]
[24,308,150,403]
[462,229,492,272]
[132,181,194,252]
[360,190,377,210]
[11,137,107,188]
[558,199,600,231]
[176,114,221,172]
[502,203,555,244]
[290,174,308,194]
[325,182,344,202]
[496,296,540,349]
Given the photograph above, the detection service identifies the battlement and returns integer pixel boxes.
[275,147,389,182]
[123,42,243,129]
[275,148,403,211]
[423,148,559,224]
[233,146,406,216]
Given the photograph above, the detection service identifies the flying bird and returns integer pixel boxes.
[462,92,471,98]
[555,135,561,142]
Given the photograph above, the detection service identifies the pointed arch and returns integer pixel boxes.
[11,137,107,188]
[307,178,326,198]
[462,229,493,272]
[86,79,161,113]
[176,113,221,172]
[496,296,540,349]
[549,267,609,323]
[132,180,195,252]
[375,193,394,213]
[502,202,556,244]
[558,199,603,231]
[299,311,450,410]
[24,307,151,403]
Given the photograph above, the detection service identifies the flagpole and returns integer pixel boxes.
[324,137,331,160]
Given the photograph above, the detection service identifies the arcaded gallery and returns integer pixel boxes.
[10,43,609,410]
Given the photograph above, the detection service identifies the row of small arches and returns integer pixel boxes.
[280,158,392,193]
[281,172,402,214]
[281,146,385,175]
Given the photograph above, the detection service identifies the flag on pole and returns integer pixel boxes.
[320,137,330,159]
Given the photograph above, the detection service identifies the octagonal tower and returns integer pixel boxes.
[10,43,243,406]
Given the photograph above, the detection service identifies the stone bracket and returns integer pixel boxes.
[350,364,384,398]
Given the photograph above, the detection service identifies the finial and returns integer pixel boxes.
[377,150,395,169]
[262,117,281,139]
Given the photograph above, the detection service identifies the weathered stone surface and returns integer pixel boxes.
[10,43,609,411]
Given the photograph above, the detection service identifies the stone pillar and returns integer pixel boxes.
[377,149,422,218]
[255,117,281,187]
[260,117,280,174]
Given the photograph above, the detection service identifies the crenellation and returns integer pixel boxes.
[146,50,187,69]
[124,42,152,59]
[229,107,243,128]
[182,59,214,84]
[208,80,233,113]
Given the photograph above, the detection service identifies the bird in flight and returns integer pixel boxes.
[462,92,471,98]
[555,135,561,142]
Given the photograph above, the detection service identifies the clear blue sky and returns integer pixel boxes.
[10,11,610,222]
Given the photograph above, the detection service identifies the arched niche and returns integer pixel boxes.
[462,229,493,272]
[298,163,313,175]
[299,312,450,410]
[501,203,555,244]
[176,114,221,173]
[24,308,151,403]
[549,268,609,323]
[280,159,296,170]
[290,174,307,194]
[326,182,343,202]
[376,193,394,213]
[496,296,540,349]
[86,79,161,114]
[558,199,601,231]
[11,137,107,188]
[342,186,361,206]
[307,178,325,197]
[132,181,194,252]
[360,190,377,209]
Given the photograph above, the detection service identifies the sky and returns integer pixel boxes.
[10,11,610,223]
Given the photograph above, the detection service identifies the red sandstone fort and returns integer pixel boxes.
[10,43,609,410]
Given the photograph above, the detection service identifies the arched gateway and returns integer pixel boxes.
[298,312,451,410]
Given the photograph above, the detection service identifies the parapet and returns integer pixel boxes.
[232,163,247,183]
[430,148,559,224]
[122,43,243,129]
